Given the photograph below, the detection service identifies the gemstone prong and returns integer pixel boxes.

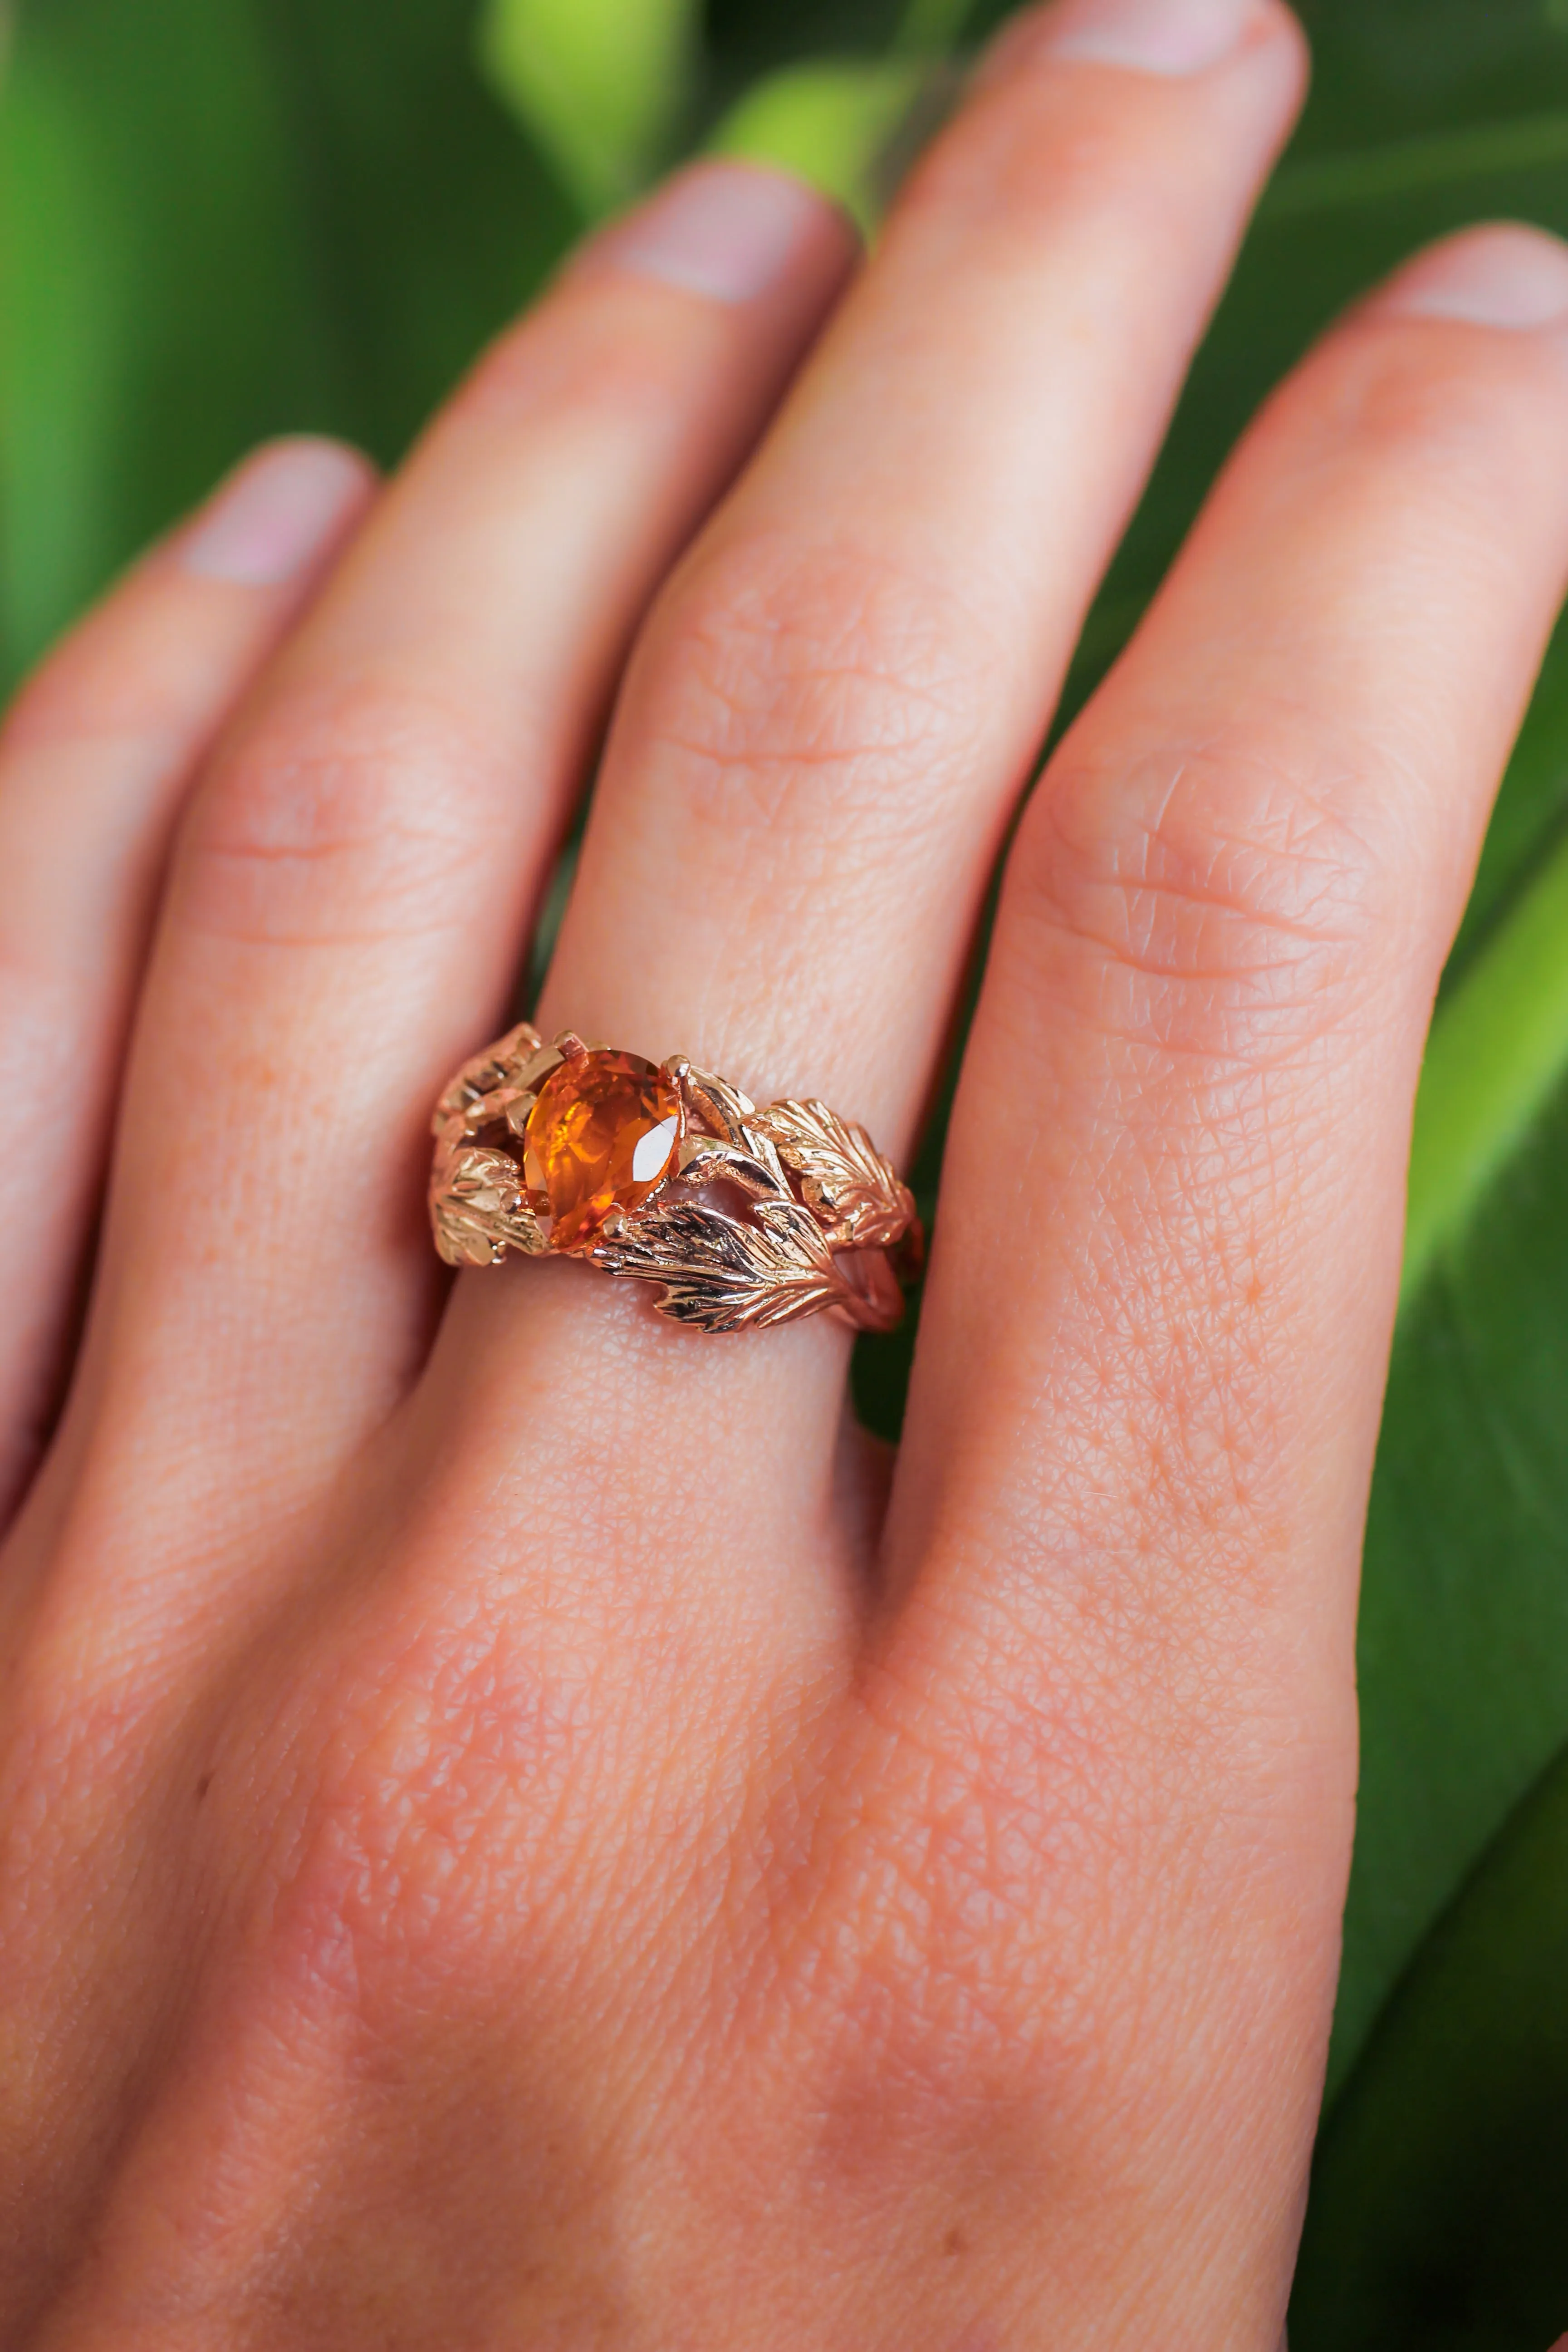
[554,1030,589,1064]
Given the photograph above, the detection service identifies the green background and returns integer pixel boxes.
[10,1,1568,2339]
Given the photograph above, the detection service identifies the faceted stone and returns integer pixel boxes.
[522,1050,682,1252]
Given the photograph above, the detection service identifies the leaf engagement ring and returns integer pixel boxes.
[428,1023,924,1334]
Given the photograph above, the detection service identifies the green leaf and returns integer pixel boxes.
[1404,828,1568,1305]
[1291,1736,1568,2351]
[1329,1041,1568,2107]
[1445,608,1568,990]
[267,0,576,456]
[476,0,700,214]
[707,56,936,231]
[0,0,332,680]
[0,0,573,688]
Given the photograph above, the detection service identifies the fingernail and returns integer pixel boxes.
[590,161,835,305]
[1378,225,1568,332]
[982,0,1263,80]
[180,438,371,586]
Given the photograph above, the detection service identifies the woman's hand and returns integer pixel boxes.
[6,0,1568,2341]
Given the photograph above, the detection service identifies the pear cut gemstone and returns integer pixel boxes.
[523,1050,682,1252]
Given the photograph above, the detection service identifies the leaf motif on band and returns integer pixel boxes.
[431,1146,547,1267]
[427,1029,919,1328]
[681,1065,756,1147]
[746,1098,915,1250]
[675,1128,790,1201]
[431,1021,543,1132]
[590,1196,851,1332]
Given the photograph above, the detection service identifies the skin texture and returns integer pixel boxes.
[4,1,1568,2342]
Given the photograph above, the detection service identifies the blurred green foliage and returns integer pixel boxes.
[1296,1740,1568,2351]
[10,1,1568,2340]
[480,0,701,212]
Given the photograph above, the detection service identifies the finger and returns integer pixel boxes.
[0,441,372,1525]
[534,0,1304,1156]
[885,227,1568,2335]
[434,0,1304,1602]
[49,167,854,1594]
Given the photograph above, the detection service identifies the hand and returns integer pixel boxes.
[6,0,1568,2341]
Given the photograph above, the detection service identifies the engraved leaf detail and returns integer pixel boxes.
[748,1098,914,1248]
[432,1147,546,1267]
[675,1129,790,1201]
[428,1034,914,1318]
[682,1065,756,1146]
[433,1020,544,1136]
[591,1196,850,1331]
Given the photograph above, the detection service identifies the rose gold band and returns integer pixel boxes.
[429,1023,922,1334]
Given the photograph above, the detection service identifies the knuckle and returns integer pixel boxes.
[1007,714,1408,1070]
[180,676,500,948]
[265,1610,595,2004]
[781,1640,1272,2206]
[637,532,1001,859]
[778,1697,1112,2196]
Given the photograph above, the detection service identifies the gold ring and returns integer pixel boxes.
[429,1023,922,1334]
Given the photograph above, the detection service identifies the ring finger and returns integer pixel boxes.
[446,0,1307,1508]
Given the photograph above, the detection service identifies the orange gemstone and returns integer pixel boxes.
[523,1050,682,1252]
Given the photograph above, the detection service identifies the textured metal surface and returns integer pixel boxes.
[428,1026,920,1333]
